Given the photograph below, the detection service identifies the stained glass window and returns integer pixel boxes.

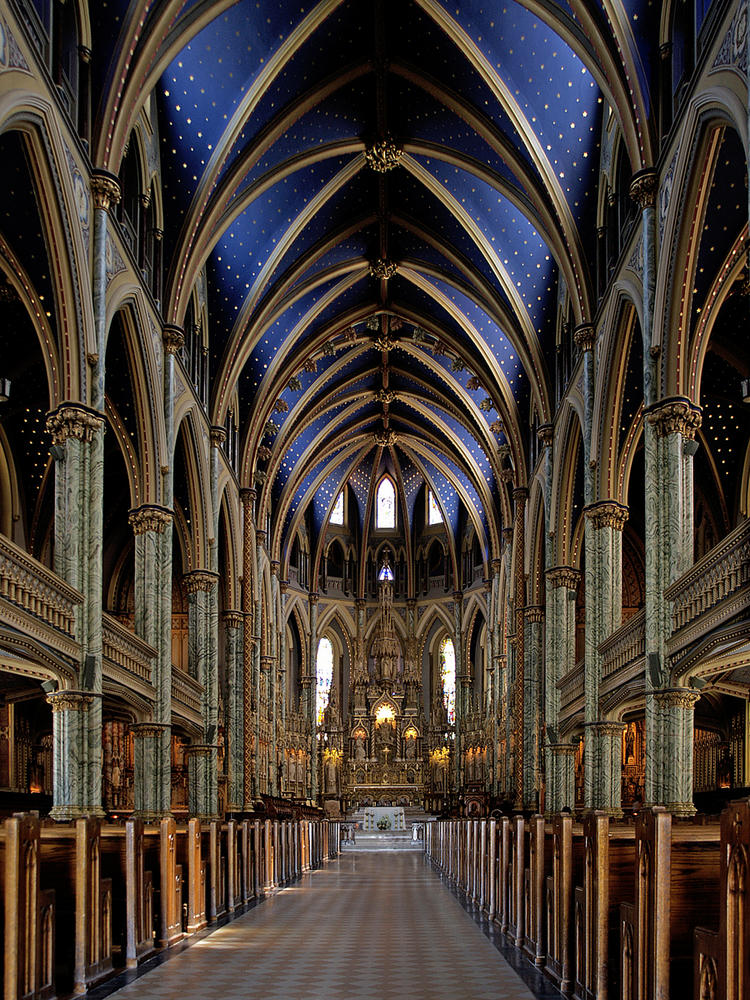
[428,489,443,524]
[330,491,344,525]
[376,476,396,529]
[316,636,333,726]
[439,636,456,725]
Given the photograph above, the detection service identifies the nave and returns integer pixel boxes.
[94,851,545,1000]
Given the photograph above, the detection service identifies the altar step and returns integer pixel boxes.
[340,830,424,851]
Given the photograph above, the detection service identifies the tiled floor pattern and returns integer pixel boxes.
[102,852,549,1000]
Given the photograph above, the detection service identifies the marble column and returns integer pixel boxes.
[593,721,626,817]
[90,171,120,412]
[46,405,107,818]
[643,398,702,807]
[131,723,170,818]
[241,488,257,809]
[453,591,466,789]
[653,688,701,815]
[544,566,580,813]
[501,526,514,800]
[512,487,528,809]
[224,612,244,811]
[279,581,289,727]
[128,504,174,816]
[46,690,100,820]
[270,562,280,796]
[490,558,502,797]
[184,570,220,818]
[523,605,544,809]
[583,500,628,810]
[308,593,319,801]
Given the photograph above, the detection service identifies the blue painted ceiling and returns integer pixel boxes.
[105,0,660,566]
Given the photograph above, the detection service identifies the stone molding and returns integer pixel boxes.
[629,168,658,209]
[162,324,185,355]
[90,169,121,212]
[46,404,105,444]
[546,565,581,589]
[645,396,702,439]
[183,570,219,594]
[128,504,173,535]
[573,324,596,351]
[584,500,629,531]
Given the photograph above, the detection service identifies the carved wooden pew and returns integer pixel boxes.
[99,820,154,969]
[693,797,750,1000]
[523,814,551,967]
[616,808,720,1000]
[545,814,584,995]
[572,813,635,1000]
[37,818,112,995]
[3,813,56,1000]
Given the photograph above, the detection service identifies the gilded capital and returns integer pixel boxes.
[183,570,219,594]
[46,404,105,444]
[546,565,581,590]
[365,135,403,172]
[162,324,185,355]
[240,487,257,506]
[130,722,169,739]
[573,324,596,352]
[223,611,244,629]
[46,690,95,712]
[128,504,173,535]
[537,423,554,446]
[260,655,275,671]
[512,485,528,504]
[256,529,267,546]
[629,168,658,210]
[584,500,629,531]
[645,397,702,440]
[210,425,227,447]
[90,169,121,212]
[653,688,701,711]
[523,604,545,624]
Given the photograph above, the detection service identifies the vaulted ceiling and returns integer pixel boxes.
[95,0,657,567]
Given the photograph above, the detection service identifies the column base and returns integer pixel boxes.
[49,804,106,821]
[667,801,697,817]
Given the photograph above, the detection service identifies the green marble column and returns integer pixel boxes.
[184,570,220,818]
[270,562,280,796]
[583,501,628,811]
[653,688,701,815]
[501,526,514,800]
[453,591,466,789]
[644,399,701,808]
[131,723,170,818]
[308,593,319,801]
[544,566,580,813]
[128,504,174,817]
[224,612,245,811]
[490,559,502,797]
[46,690,101,820]
[46,405,107,819]
[240,488,257,808]
[511,487,527,809]
[523,605,544,809]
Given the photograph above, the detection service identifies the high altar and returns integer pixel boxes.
[319,554,430,815]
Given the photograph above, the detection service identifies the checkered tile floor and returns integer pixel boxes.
[105,853,541,1000]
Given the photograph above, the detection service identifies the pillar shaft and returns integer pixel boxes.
[544,567,580,813]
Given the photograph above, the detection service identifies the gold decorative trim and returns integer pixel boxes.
[573,324,596,351]
[546,565,581,590]
[46,690,96,712]
[369,259,398,280]
[182,570,219,594]
[374,428,397,446]
[90,170,121,212]
[162,325,185,355]
[223,611,244,629]
[629,169,658,210]
[365,135,403,172]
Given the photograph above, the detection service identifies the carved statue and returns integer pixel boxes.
[325,754,340,794]
[354,734,366,761]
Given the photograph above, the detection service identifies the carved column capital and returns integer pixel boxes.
[537,423,554,446]
[645,396,702,440]
[90,169,121,212]
[546,565,581,590]
[130,722,170,739]
[652,688,701,711]
[260,655,275,672]
[512,486,528,505]
[573,324,596,352]
[256,529,267,546]
[309,592,319,607]
[240,487,257,507]
[128,504,173,535]
[629,168,658,210]
[46,404,105,444]
[162,324,185,354]
[524,604,545,624]
[584,500,629,531]
[183,570,219,594]
[223,611,245,629]
[491,558,503,574]
[46,690,97,712]
[270,560,280,577]
[210,425,227,447]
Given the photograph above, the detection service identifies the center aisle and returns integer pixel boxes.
[103,852,544,1000]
